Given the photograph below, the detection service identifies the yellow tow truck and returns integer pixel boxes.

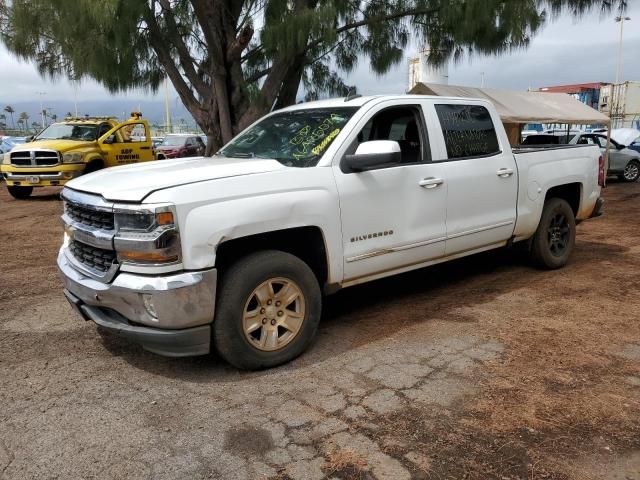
[1,113,162,199]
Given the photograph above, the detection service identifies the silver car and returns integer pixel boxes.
[571,133,640,182]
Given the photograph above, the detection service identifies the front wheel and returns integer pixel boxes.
[213,250,322,370]
[622,160,640,182]
[7,185,33,199]
[530,198,576,269]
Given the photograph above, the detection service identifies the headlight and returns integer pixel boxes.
[62,152,84,163]
[114,204,181,265]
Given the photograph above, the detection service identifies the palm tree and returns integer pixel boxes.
[4,106,15,129]
[18,112,29,133]
[66,111,73,118]
[50,113,58,123]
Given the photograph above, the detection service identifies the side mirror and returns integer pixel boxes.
[102,135,115,145]
[617,143,625,150]
[343,140,402,173]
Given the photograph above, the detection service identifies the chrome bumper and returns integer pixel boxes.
[4,171,80,180]
[58,248,217,357]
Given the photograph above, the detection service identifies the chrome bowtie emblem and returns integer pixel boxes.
[30,151,36,165]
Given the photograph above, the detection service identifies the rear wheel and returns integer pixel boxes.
[622,160,640,182]
[530,198,576,269]
[7,185,33,199]
[213,250,322,370]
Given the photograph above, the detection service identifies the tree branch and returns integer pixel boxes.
[156,0,209,98]
[305,6,439,54]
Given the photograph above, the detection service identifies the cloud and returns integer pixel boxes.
[0,3,638,107]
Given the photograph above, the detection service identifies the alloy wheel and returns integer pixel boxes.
[242,277,306,352]
[547,213,570,257]
[623,162,639,181]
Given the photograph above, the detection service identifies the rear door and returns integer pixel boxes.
[427,101,518,255]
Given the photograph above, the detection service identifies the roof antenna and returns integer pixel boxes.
[344,87,362,102]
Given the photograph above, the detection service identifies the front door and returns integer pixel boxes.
[99,121,154,166]
[332,102,448,283]
[428,102,518,255]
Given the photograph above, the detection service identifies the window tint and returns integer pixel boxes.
[356,106,424,164]
[435,104,500,159]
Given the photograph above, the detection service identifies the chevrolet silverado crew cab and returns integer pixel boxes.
[1,113,157,199]
[58,95,605,369]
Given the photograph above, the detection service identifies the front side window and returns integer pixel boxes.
[435,104,500,159]
[219,107,358,167]
[356,106,425,164]
[110,123,147,143]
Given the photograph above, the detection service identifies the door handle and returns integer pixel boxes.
[496,168,514,178]
[140,146,150,150]
[419,177,444,189]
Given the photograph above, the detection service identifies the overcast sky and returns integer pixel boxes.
[0,4,638,109]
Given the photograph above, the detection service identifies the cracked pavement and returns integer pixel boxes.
[2,182,640,479]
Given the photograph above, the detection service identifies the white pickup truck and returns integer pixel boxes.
[58,95,605,369]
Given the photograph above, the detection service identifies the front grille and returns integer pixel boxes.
[65,202,115,230]
[10,150,60,166]
[69,240,116,272]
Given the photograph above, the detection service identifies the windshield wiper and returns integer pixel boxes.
[227,152,255,158]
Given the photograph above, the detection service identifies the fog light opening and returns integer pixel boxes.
[142,294,158,319]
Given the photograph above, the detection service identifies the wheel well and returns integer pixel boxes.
[85,158,104,171]
[215,227,329,287]
[545,183,581,216]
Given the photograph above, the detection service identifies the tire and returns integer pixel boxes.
[213,250,322,370]
[530,198,576,270]
[7,185,33,199]
[622,160,640,182]
[83,160,103,175]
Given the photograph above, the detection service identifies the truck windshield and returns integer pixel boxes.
[218,107,358,167]
[36,123,99,141]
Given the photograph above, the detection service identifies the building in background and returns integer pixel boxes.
[408,47,449,91]
[599,81,640,129]
[538,82,607,110]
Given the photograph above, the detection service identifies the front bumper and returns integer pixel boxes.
[2,164,84,187]
[58,248,217,357]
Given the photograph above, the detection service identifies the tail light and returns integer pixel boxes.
[598,155,606,188]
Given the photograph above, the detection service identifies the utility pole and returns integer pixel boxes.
[36,91,46,129]
[614,16,631,128]
[164,77,171,134]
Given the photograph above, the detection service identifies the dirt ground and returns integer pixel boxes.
[1,181,639,480]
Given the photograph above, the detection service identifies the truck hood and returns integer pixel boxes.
[12,139,96,152]
[66,155,286,202]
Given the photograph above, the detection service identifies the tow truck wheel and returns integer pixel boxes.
[7,186,33,199]
[530,198,576,270]
[213,250,322,370]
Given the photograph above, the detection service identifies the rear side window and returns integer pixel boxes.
[435,104,500,159]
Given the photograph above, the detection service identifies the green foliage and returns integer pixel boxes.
[0,0,627,147]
